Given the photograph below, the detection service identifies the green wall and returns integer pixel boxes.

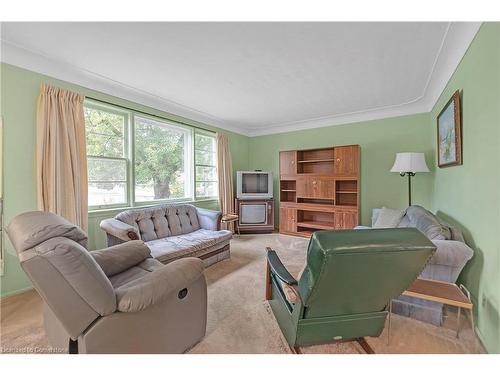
[429,23,500,353]
[1,23,499,353]
[247,23,500,353]
[0,63,249,298]
[248,113,434,226]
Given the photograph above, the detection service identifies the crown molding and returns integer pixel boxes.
[246,22,482,137]
[1,22,481,138]
[245,98,431,137]
[418,22,482,112]
[0,40,252,136]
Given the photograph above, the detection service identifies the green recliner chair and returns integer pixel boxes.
[265,228,436,353]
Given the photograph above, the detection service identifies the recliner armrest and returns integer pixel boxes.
[196,207,222,231]
[115,257,205,312]
[266,247,297,285]
[100,218,140,242]
[91,240,151,277]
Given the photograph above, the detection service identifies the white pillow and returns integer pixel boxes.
[373,207,406,228]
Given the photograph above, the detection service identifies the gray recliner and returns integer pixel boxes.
[6,211,207,354]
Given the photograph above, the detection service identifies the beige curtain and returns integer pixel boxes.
[36,84,88,231]
[217,133,234,230]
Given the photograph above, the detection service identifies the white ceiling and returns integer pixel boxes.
[1,22,481,136]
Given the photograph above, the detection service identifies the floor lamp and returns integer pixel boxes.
[390,153,429,206]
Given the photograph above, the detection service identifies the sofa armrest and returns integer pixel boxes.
[91,240,151,277]
[421,240,474,283]
[196,207,222,231]
[115,258,205,312]
[429,240,474,267]
[100,218,140,242]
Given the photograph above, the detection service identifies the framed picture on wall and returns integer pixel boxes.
[437,90,462,167]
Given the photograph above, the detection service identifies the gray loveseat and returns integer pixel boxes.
[101,204,232,267]
[356,205,474,325]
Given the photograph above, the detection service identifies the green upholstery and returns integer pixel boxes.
[267,228,436,348]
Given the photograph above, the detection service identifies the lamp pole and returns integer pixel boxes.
[400,172,415,206]
[391,153,429,207]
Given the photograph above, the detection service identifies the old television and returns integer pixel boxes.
[236,171,273,200]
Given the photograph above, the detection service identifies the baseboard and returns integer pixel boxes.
[475,326,494,354]
[0,286,34,300]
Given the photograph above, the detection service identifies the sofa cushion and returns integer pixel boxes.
[406,205,451,240]
[146,228,232,264]
[397,215,411,227]
[373,207,406,228]
[437,218,465,243]
[115,204,201,241]
[279,267,305,305]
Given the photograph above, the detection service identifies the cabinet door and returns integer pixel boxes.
[296,177,335,199]
[333,145,359,177]
[280,151,297,176]
[334,211,358,229]
[279,207,296,233]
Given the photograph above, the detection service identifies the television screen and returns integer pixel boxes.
[241,173,269,194]
[240,203,267,224]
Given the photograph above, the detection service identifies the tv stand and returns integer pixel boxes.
[235,198,274,234]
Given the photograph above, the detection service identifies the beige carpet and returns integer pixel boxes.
[0,234,485,354]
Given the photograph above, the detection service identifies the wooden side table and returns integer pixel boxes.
[388,278,473,344]
[221,214,240,236]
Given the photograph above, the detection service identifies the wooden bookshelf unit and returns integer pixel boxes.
[279,145,360,238]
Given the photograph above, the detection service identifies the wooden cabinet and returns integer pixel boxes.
[279,145,360,237]
[334,211,358,229]
[279,151,297,176]
[296,177,335,199]
[334,145,359,177]
[279,207,296,234]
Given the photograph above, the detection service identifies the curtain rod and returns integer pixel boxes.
[85,96,217,135]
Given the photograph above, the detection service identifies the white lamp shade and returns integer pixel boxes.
[390,152,429,173]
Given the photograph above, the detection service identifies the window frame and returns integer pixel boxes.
[84,100,218,212]
[132,112,194,205]
[194,129,218,201]
[85,101,131,211]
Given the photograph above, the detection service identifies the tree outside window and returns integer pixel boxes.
[84,101,216,209]
[134,116,191,201]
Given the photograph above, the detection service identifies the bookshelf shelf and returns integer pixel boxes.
[297,221,335,230]
[297,159,335,163]
[279,145,360,237]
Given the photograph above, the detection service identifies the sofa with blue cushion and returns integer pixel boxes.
[355,205,474,326]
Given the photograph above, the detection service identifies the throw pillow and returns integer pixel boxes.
[373,207,406,228]
[406,205,452,240]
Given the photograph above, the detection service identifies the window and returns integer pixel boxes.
[195,131,218,199]
[85,104,129,208]
[134,115,192,202]
[84,100,217,210]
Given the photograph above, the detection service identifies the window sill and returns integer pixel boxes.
[88,198,219,217]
